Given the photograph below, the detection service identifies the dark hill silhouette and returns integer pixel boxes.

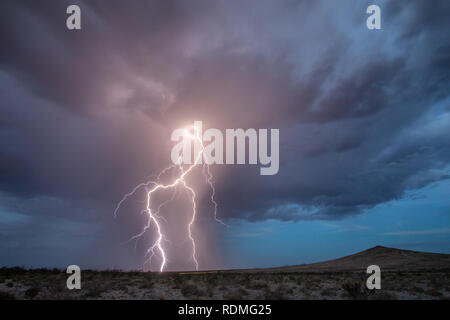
[261,246,450,272]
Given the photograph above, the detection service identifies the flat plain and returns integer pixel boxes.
[1,246,449,300]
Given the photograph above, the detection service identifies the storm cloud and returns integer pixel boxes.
[1,0,449,269]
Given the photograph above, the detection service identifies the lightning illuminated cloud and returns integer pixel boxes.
[114,124,227,272]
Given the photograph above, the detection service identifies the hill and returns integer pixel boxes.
[264,246,450,272]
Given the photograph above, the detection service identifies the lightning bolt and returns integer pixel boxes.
[114,123,227,272]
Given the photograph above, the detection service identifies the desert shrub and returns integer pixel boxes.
[297,277,309,286]
[84,284,106,298]
[207,276,218,287]
[374,291,397,300]
[413,286,425,293]
[171,274,184,289]
[263,286,286,300]
[243,275,252,286]
[342,282,373,300]
[32,268,61,275]
[25,287,40,299]
[181,283,205,298]
[0,291,16,300]
[0,266,27,276]
[425,289,442,297]
[320,287,334,297]
[51,268,61,274]
[285,286,294,295]
[224,288,248,299]
[263,290,285,300]
[172,274,182,283]
[46,282,66,297]
[246,281,268,290]
[140,278,154,289]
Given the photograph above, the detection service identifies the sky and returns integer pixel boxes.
[0,0,449,271]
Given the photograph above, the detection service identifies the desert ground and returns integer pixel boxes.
[1,246,449,300]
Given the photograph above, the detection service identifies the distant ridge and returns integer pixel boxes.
[260,246,450,273]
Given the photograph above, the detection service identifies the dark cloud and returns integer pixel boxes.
[0,0,449,268]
